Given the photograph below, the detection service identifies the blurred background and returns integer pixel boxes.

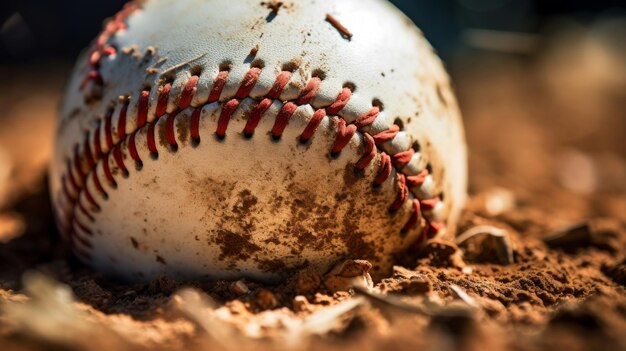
[0,0,625,225]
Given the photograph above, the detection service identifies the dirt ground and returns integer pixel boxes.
[0,25,625,351]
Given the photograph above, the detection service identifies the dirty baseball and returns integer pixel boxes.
[50,0,467,282]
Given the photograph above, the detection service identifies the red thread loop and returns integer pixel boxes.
[61,178,76,202]
[112,145,128,175]
[216,99,240,138]
[425,221,444,239]
[137,90,150,128]
[300,109,326,142]
[156,83,171,117]
[93,124,103,159]
[236,67,262,99]
[374,153,392,186]
[244,98,273,136]
[67,160,80,193]
[80,70,103,90]
[102,45,117,57]
[190,108,202,142]
[420,197,440,211]
[266,71,292,99]
[326,87,352,115]
[78,202,94,221]
[102,154,116,186]
[73,147,86,180]
[83,135,96,169]
[402,200,421,232]
[271,102,298,139]
[373,124,400,144]
[104,108,115,150]
[147,123,158,154]
[390,174,409,211]
[178,76,199,109]
[117,102,128,140]
[407,169,429,188]
[74,218,94,236]
[91,171,107,198]
[296,77,322,105]
[128,131,141,162]
[208,71,229,102]
[356,133,377,170]
[354,107,380,129]
[331,119,357,155]
[83,186,100,211]
[392,148,415,166]
[165,111,178,147]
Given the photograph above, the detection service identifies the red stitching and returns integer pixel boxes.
[236,67,262,99]
[208,70,229,102]
[82,185,100,212]
[74,217,94,236]
[216,99,240,138]
[331,118,357,155]
[147,122,158,154]
[156,83,171,117]
[82,1,142,90]
[102,153,116,187]
[78,201,95,222]
[356,133,377,170]
[117,101,128,140]
[271,102,297,139]
[390,174,409,212]
[374,153,392,186]
[112,145,128,174]
[407,169,429,188]
[93,124,103,159]
[137,89,150,128]
[63,67,444,258]
[425,221,444,239]
[83,134,96,170]
[73,146,86,180]
[354,107,380,129]
[420,197,440,211]
[392,148,414,166]
[178,76,199,109]
[104,108,114,149]
[190,108,202,142]
[326,87,352,115]
[373,124,400,144]
[61,177,75,202]
[66,160,80,193]
[296,77,321,105]
[80,71,103,90]
[402,200,421,232]
[165,111,178,147]
[244,98,273,137]
[300,109,326,142]
[266,71,292,99]
[91,171,107,199]
[128,131,141,162]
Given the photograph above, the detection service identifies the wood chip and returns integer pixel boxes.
[325,14,353,40]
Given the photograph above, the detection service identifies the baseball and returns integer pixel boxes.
[50,0,467,282]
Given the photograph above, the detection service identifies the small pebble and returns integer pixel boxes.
[229,280,250,296]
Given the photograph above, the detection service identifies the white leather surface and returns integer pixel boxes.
[51,0,467,282]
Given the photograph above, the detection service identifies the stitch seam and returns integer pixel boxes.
[60,67,446,260]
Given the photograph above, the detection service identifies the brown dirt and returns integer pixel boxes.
[1,29,625,351]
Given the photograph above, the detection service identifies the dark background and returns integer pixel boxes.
[1,0,625,63]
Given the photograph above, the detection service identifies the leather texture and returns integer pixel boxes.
[50,0,467,282]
